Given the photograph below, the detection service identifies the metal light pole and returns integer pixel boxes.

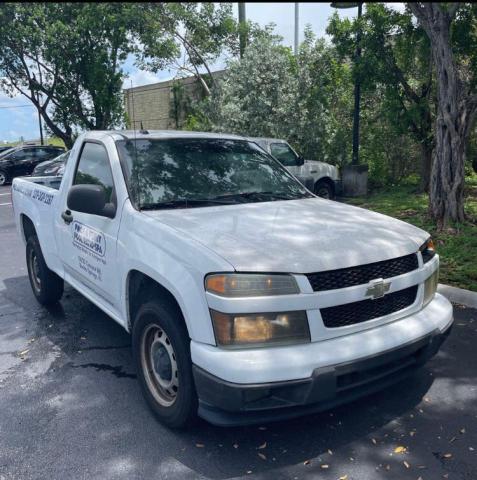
[294,3,299,56]
[238,3,246,58]
[331,2,367,196]
[351,2,362,165]
[331,2,362,165]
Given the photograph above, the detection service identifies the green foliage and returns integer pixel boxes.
[295,27,353,165]
[0,3,138,146]
[189,29,354,167]
[328,3,434,188]
[206,34,300,138]
[134,3,237,90]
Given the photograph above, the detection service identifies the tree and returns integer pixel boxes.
[408,3,477,224]
[295,27,353,165]
[187,28,352,166]
[0,3,138,147]
[204,33,301,138]
[134,3,237,96]
[328,4,435,191]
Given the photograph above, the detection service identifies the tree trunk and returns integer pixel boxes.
[419,142,433,193]
[39,110,74,148]
[429,112,466,224]
[427,15,465,224]
[408,3,473,226]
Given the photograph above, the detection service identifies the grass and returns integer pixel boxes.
[343,175,477,292]
[2,137,65,148]
[45,137,66,148]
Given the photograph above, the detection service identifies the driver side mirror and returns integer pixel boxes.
[297,156,305,166]
[67,184,116,218]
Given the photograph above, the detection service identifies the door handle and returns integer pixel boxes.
[61,210,73,225]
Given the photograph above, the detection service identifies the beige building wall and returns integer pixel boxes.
[123,71,224,130]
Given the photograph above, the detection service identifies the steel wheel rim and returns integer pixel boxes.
[29,248,41,293]
[0,173,5,185]
[141,323,179,407]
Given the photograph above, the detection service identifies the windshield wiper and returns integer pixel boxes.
[216,191,309,202]
[139,197,241,210]
[139,191,311,210]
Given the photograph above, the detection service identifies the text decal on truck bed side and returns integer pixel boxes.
[12,183,54,206]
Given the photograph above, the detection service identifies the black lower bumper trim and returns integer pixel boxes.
[193,324,452,427]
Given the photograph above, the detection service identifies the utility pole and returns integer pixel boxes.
[238,2,246,58]
[32,74,44,145]
[294,3,299,56]
[37,91,44,146]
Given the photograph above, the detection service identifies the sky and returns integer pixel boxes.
[0,2,404,143]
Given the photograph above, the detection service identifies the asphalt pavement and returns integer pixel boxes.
[0,184,476,480]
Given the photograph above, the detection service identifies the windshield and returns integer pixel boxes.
[116,138,312,209]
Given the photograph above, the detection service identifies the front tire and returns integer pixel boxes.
[0,170,8,186]
[132,299,197,428]
[26,236,64,305]
[314,179,334,200]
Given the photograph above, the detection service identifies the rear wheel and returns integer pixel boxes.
[0,170,8,186]
[132,299,197,428]
[26,236,64,305]
[314,179,334,200]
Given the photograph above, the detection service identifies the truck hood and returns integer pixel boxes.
[143,198,428,273]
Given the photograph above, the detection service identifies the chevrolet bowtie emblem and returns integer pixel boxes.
[365,278,391,299]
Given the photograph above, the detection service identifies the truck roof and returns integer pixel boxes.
[247,137,288,144]
[84,130,249,142]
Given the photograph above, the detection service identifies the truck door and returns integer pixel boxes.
[269,142,302,176]
[56,141,121,310]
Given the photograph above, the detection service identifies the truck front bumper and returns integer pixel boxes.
[191,293,453,426]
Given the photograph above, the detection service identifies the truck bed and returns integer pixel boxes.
[16,175,63,190]
[12,176,63,275]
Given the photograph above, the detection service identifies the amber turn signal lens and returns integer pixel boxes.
[205,273,299,297]
[205,275,227,295]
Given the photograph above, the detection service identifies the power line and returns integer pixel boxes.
[0,104,35,109]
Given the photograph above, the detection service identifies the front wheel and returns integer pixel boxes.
[0,170,8,186]
[314,179,335,200]
[26,236,64,305]
[132,299,197,428]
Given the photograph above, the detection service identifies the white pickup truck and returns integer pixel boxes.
[12,130,452,428]
[248,137,341,199]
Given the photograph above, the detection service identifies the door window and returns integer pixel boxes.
[11,148,36,161]
[270,143,300,167]
[73,142,114,202]
[35,148,53,159]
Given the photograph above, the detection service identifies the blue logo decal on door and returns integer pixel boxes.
[72,221,106,257]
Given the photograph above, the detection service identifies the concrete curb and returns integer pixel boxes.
[438,283,477,309]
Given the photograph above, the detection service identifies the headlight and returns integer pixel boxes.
[210,310,310,348]
[423,268,439,307]
[205,273,299,297]
[420,237,436,263]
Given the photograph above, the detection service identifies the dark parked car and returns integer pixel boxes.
[32,150,70,177]
[0,145,65,185]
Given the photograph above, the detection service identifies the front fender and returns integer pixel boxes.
[118,204,234,345]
